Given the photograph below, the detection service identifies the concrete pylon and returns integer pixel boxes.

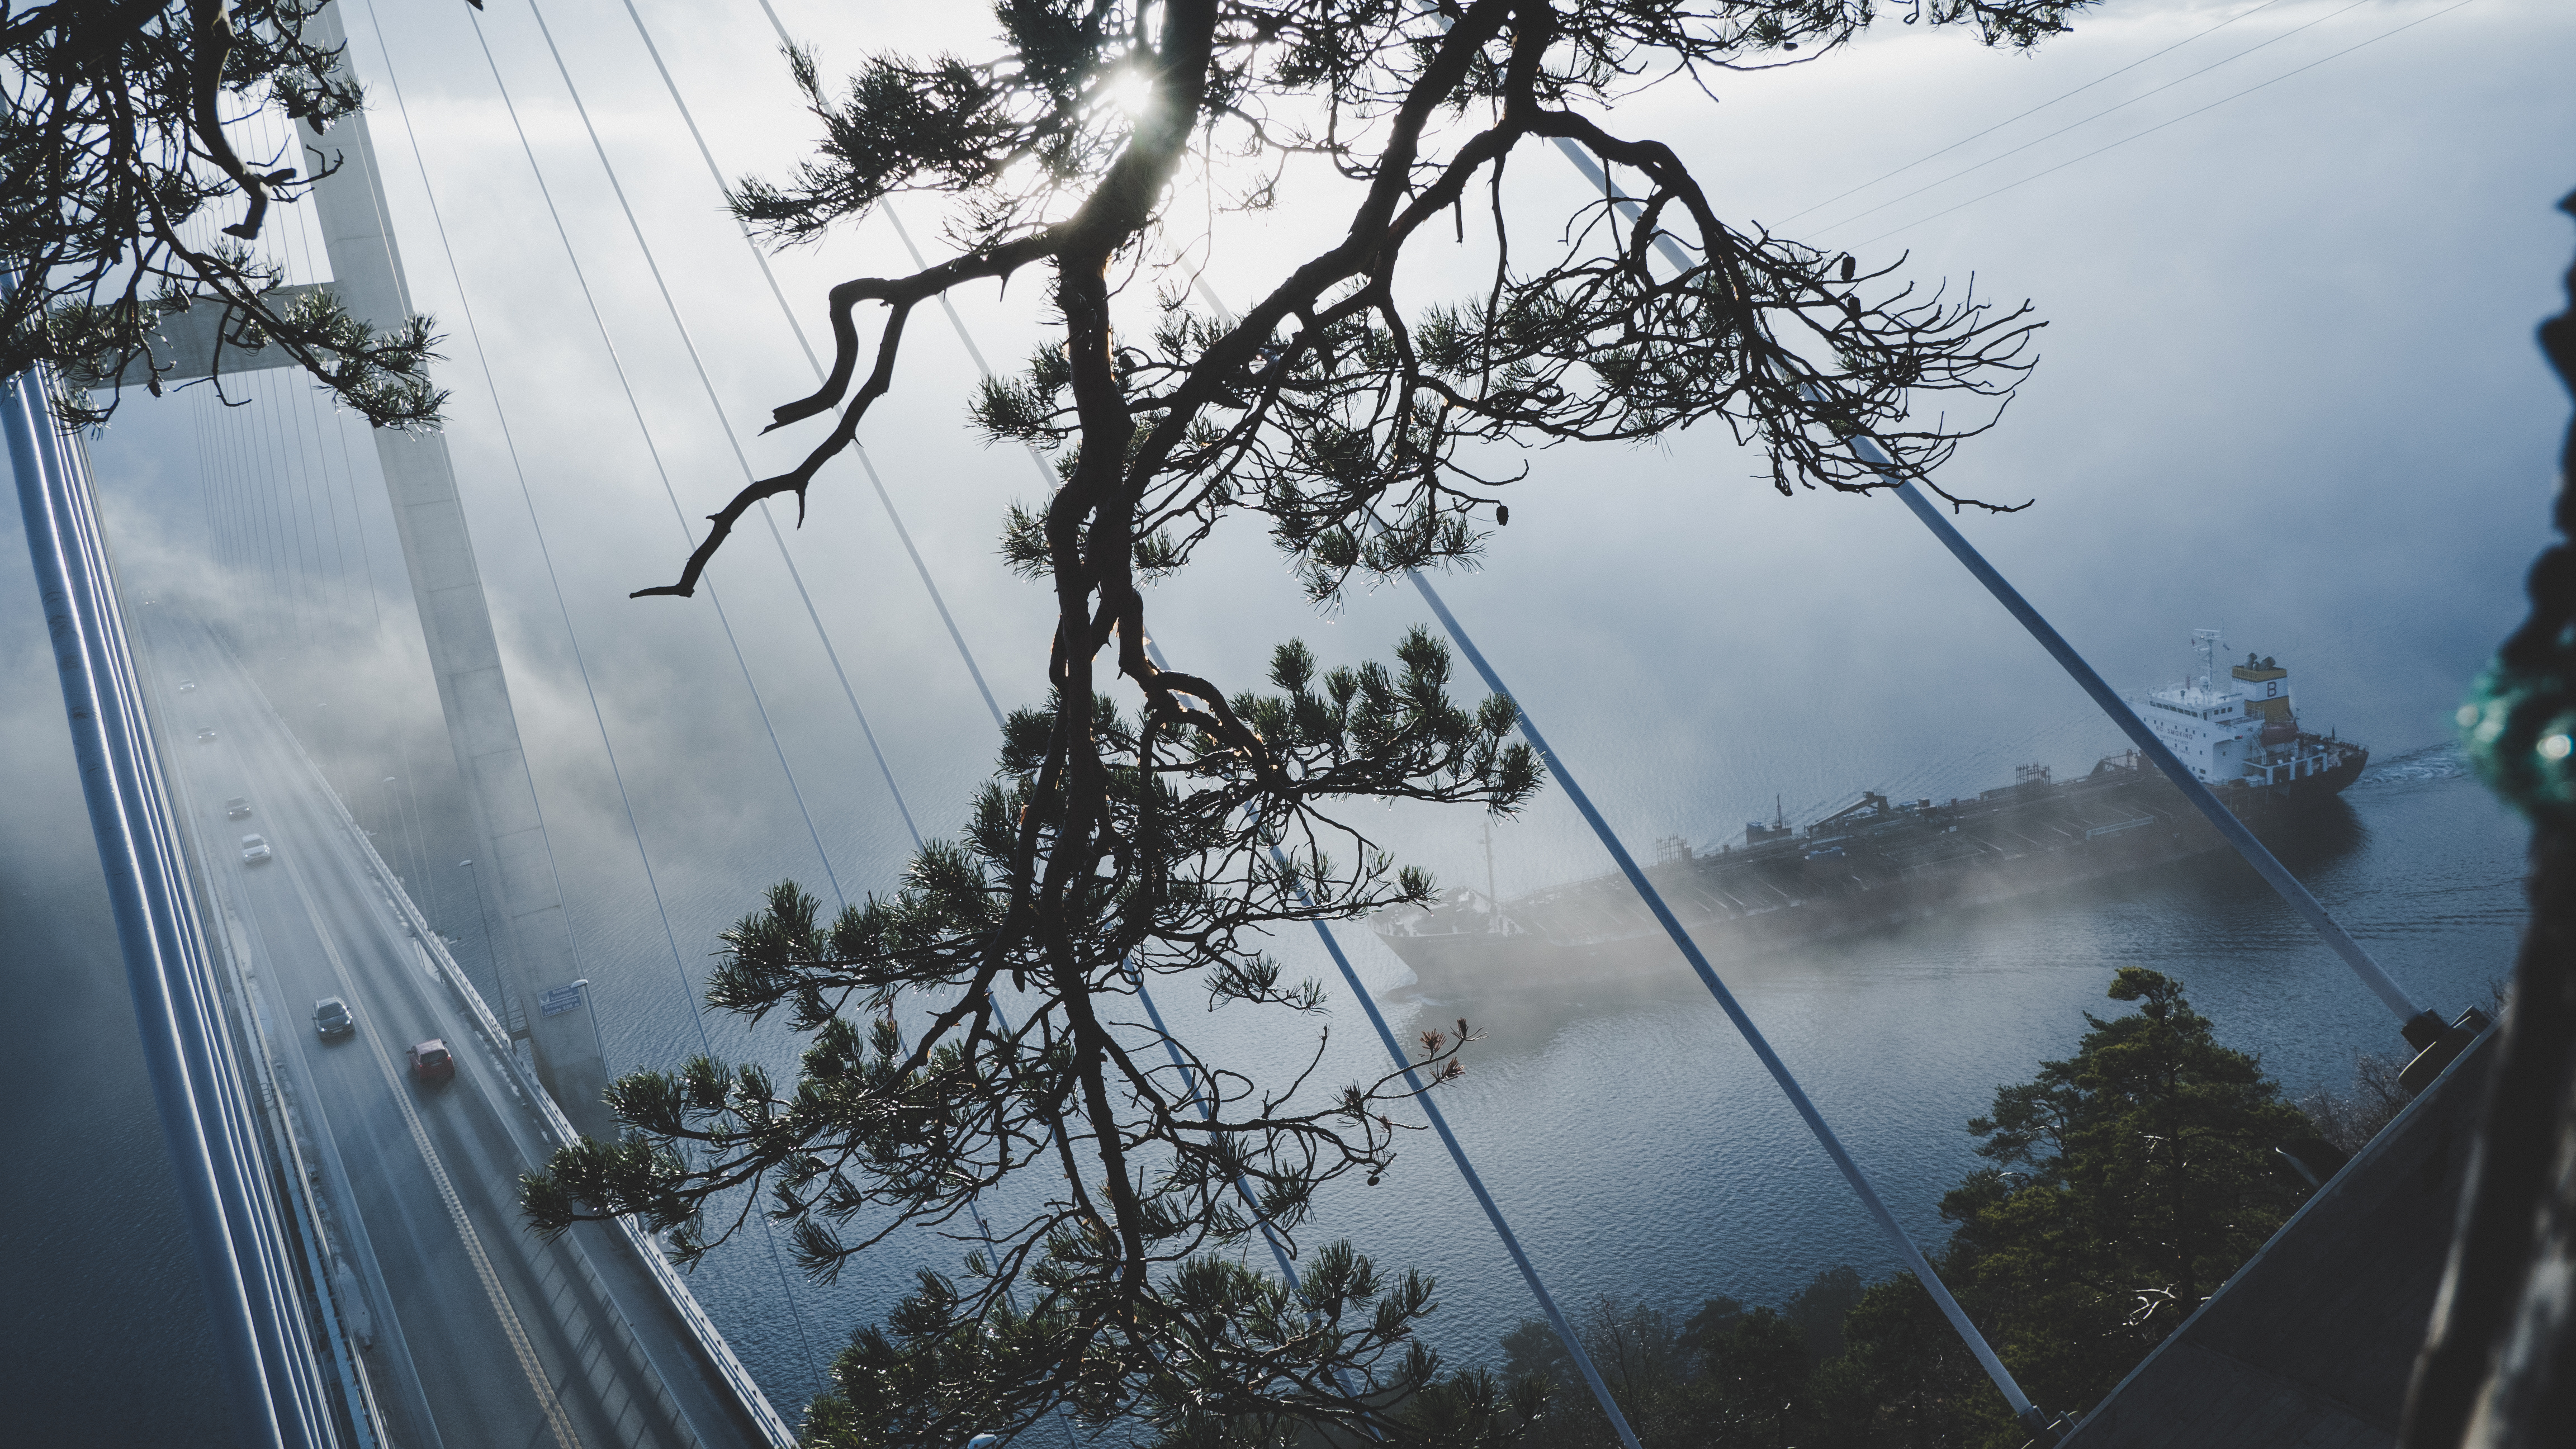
[276,2,613,1138]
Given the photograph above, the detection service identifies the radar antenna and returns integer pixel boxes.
[2191,627,2225,693]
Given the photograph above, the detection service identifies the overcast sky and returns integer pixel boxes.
[88,0,2568,916]
[37,0,2576,1401]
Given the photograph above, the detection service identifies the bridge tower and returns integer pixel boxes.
[157,2,613,1138]
[300,1,610,1137]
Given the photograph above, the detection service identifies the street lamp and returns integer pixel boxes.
[383,773,439,925]
[458,858,503,989]
[377,776,404,882]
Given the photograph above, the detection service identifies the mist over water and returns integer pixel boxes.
[1310,746,2527,1363]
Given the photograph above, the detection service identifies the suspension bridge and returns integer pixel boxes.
[4,2,2516,1446]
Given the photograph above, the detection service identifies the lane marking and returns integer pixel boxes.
[278,855,585,1449]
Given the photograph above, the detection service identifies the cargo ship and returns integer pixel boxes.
[1372,631,2366,995]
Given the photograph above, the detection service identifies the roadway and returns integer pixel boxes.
[139,607,780,1449]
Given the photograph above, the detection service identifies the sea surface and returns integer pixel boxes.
[658,741,2534,1414]
[0,629,2532,1442]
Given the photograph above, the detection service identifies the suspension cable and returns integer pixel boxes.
[191,393,215,565]
[292,383,354,622]
[1775,0,2292,225]
[1839,0,2481,249]
[198,393,225,568]
[609,0,1010,731]
[254,394,293,636]
[237,397,269,595]
[1808,0,2373,237]
[252,392,297,645]
[264,379,309,642]
[359,0,826,1383]
[214,385,263,595]
[323,401,383,634]
[460,2,846,913]
[221,391,265,618]
[1554,140,2435,1035]
[514,0,919,854]
[266,171,357,620]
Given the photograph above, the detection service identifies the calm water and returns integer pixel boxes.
[655,742,2530,1409]
[0,607,2529,1442]
[1310,745,2528,1356]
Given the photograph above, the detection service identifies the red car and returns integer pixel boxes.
[406,1040,454,1083]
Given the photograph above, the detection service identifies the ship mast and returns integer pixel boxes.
[2193,627,2224,694]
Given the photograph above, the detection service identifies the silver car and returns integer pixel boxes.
[239,834,272,865]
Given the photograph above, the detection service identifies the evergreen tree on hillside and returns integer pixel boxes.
[1939,968,2317,1429]
[1695,1306,1810,1447]
[1465,976,2322,1446]
[1810,1271,1998,1449]
[1495,1272,1862,1447]
[1807,970,2318,1446]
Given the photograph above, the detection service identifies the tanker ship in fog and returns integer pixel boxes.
[1373,631,2367,995]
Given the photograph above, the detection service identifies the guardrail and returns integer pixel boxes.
[218,643,798,1448]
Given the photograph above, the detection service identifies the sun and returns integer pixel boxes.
[1109,67,1154,119]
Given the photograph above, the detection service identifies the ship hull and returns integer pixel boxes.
[1375,745,2367,998]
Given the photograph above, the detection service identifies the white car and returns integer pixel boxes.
[240,834,272,865]
[178,679,197,693]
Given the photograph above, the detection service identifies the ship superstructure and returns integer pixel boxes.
[2138,628,2359,796]
[1374,632,2368,996]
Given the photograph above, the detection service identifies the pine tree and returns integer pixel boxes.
[1940,967,2317,1426]
[1697,1306,1810,1447]
[516,2,2097,1441]
[1,1,447,428]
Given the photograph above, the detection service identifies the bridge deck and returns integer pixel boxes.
[146,609,778,1449]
